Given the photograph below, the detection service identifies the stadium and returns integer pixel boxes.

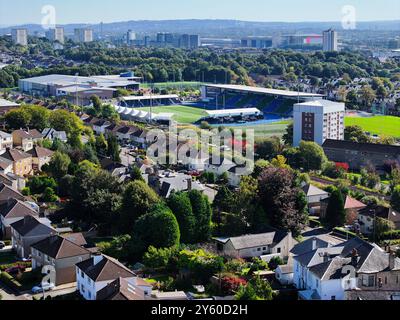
[114,84,324,126]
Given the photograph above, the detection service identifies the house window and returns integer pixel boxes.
[81,284,85,293]
[257,248,261,252]
[331,296,336,300]
[368,276,375,287]
[277,248,281,254]
[88,292,91,299]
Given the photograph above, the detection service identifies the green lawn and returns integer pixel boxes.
[228,121,291,138]
[345,116,400,138]
[134,105,206,123]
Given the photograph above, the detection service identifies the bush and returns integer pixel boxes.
[221,276,247,295]
[268,257,284,270]
[380,230,400,240]
[0,271,22,290]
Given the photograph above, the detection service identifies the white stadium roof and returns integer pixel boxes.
[204,84,324,98]
[122,94,179,101]
[113,105,174,121]
[205,108,261,118]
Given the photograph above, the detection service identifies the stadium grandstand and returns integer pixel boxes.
[200,84,324,118]
[120,94,180,107]
[114,105,174,125]
[200,108,263,124]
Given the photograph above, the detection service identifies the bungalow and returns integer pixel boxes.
[215,231,295,261]
[76,254,140,301]
[357,205,400,235]
[42,128,68,143]
[10,215,56,258]
[27,146,54,171]
[31,234,91,285]
[100,158,129,178]
[155,172,206,198]
[12,129,43,152]
[0,198,38,239]
[0,148,33,176]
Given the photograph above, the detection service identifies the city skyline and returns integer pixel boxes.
[0,0,399,27]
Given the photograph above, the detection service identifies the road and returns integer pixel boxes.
[31,286,77,300]
[0,283,31,301]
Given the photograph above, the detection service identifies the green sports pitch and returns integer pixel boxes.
[344,115,400,138]
[131,105,206,123]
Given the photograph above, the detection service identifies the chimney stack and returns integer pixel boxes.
[92,253,104,265]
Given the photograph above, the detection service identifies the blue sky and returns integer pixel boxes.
[0,0,399,26]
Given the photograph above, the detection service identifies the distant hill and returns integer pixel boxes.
[1,19,400,37]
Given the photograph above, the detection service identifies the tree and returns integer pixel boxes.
[120,180,160,233]
[41,187,59,203]
[107,134,121,162]
[256,136,283,160]
[376,218,395,241]
[282,123,294,146]
[325,188,346,228]
[130,165,144,182]
[360,86,376,108]
[47,152,71,180]
[297,141,327,172]
[132,204,180,252]
[188,190,212,242]
[391,185,400,212]
[167,192,196,244]
[95,134,108,156]
[344,125,371,143]
[258,166,308,235]
[4,109,31,130]
[143,246,176,270]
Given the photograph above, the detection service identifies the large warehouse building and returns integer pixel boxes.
[19,73,141,97]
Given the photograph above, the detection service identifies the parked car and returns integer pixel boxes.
[32,282,55,294]
[0,241,5,249]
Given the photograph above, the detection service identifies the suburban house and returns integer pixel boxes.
[100,158,129,178]
[96,277,150,301]
[0,198,38,239]
[104,124,124,137]
[302,184,330,215]
[320,195,367,224]
[115,126,139,141]
[0,183,25,202]
[76,254,140,300]
[10,215,56,258]
[322,139,400,170]
[92,119,112,135]
[0,131,13,153]
[276,235,345,286]
[12,129,43,152]
[215,231,296,260]
[27,146,54,171]
[42,128,68,142]
[0,157,13,174]
[152,171,205,198]
[0,148,33,176]
[131,129,147,148]
[30,234,91,285]
[356,205,400,235]
[0,172,26,191]
[293,237,400,300]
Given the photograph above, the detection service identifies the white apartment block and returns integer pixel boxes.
[293,99,345,147]
[12,29,28,46]
[74,28,93,43]
[46,27,65,44]
[323,29,338,52]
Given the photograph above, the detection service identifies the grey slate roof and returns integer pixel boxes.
[10,215,56,237]
[228,231,288,250]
